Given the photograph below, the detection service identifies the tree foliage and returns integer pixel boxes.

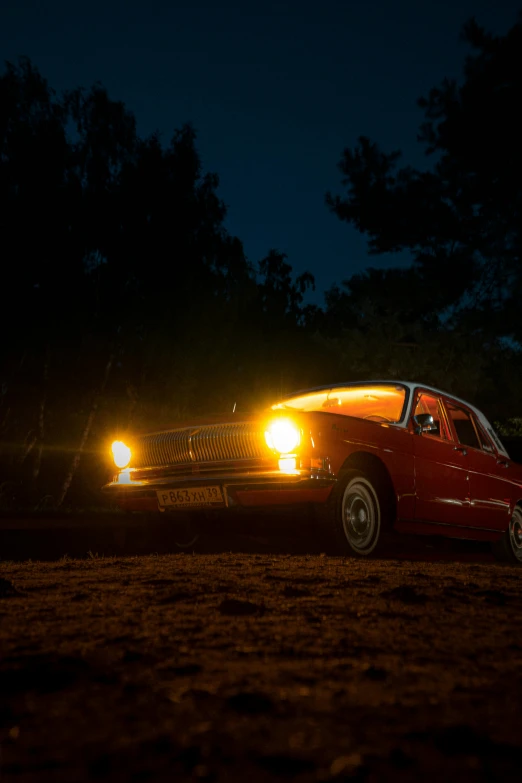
[326,14,522,339]
[0,58,317,507]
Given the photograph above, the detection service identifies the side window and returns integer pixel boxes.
[475,421,495,454]
[414,394,448,439]
[446,403,481,450]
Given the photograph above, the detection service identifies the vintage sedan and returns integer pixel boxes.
[103,381,522,563]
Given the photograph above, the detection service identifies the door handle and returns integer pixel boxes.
[453,446,467,456]
[496,459,509,468]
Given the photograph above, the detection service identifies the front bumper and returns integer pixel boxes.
[102,467,336,513]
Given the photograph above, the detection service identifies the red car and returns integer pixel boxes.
[103,381,522,563]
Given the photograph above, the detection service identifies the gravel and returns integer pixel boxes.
[1,549,521,781]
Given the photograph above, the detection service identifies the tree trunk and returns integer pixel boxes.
[0,351,27,436]
[56,352,114,508]
[32,347,49,480]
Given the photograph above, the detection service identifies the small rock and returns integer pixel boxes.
[258,753,315,775]
[193,764,212,779]
[0,578,23,598]
[477,589,508,605]
[71,591,88,602]
[381,585,429,605]
[217,598,262,616]
[169,664,202,677]
[389,747,414,768]
[330,753,363,776]
[283,585,311,598]
[435,724,485,756]
[157,591,195,604]
[363,665,388,681]
[226,691,275,714]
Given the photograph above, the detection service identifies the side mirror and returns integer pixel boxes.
[413,413,436,435]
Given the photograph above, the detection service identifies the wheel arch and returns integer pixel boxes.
[339,450,397,526]
[507,500,522,528]
[493,502,522,564]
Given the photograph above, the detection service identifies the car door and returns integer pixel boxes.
[448,409,512,532]
[412,390,470,526]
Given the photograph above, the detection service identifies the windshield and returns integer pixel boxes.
[272,383,407,423]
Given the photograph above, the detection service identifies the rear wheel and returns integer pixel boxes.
[493,506,522,565]
[325,470,388,556]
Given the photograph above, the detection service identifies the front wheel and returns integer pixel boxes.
[325,471,386,556]
[493,506,522,565]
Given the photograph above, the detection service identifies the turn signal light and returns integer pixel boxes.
[278,456,297,473]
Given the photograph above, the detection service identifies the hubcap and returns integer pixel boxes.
[350,501,369,534]
[342,481,378,553]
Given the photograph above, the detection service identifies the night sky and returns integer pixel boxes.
[1,0,519,304]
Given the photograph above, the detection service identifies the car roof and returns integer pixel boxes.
[280,380,509,458]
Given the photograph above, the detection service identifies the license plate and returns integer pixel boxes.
[156,486,224,508]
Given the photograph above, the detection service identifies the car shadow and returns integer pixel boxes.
[0,511,496,564]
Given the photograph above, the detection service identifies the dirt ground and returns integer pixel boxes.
[1,525,521,782]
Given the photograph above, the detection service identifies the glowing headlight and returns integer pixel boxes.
[264,419,300,454]
[111,440,132,469]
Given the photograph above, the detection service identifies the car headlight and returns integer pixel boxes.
[111,440,132,469]
[264,419,300,454]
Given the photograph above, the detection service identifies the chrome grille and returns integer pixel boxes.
[134,422,266,468]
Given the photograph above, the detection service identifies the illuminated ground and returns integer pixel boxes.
[1,536,521,781]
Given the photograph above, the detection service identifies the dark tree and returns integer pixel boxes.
[0,58,317,507]
[326,14,522,340]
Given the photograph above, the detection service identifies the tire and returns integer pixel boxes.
[162,512,201,550]
[493,505,522,565]
[325,470,387,557]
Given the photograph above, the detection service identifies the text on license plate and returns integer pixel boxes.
[157,486,224,508]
